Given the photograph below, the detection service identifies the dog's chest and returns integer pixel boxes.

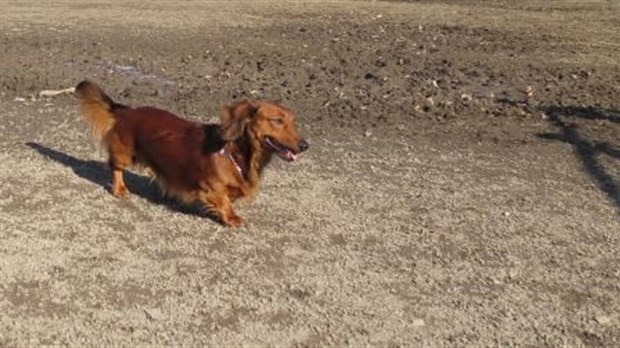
[226,184,246,201]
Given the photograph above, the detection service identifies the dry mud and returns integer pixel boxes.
[0,1,619,346]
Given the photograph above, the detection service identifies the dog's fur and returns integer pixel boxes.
[75,80,308,227]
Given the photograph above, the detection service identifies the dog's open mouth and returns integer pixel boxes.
[263,136,299,162]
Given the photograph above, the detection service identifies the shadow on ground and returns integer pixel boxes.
[25,142,211,219]
[536,106,620,213]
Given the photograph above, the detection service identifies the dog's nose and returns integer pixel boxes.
[299,139,309,152]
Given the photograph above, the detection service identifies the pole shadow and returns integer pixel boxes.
[536,106,620,213]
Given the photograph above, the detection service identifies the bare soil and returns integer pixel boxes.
[0,1,619,346]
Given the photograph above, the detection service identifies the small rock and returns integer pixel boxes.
[541,113,549,120]
[525,86,534,97]
[288,284,313,299]
[38,87,75,98]
[14,97,26,102]
[461,94,473,102]
[144,308,163,321]
[595,315,612,325]
[412,318,425,327]
[508,269,519,279]
[503,212,510,217]
[376,14,383,19]
[431,80,439,88]
[364,130,372,137]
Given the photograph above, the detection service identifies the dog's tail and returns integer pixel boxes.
[75,80,124,144]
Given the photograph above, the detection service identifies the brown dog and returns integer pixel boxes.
[75,80,308,227]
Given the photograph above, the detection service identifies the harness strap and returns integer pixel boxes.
[219,144,244,177]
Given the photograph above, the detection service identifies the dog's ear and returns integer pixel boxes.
[220,100,258,141]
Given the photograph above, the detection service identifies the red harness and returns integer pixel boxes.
[219,143,245,178]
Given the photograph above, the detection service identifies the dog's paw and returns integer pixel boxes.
[112,185,129,199]
[225,215,245,228]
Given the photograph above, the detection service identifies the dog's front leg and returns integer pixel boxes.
[199,189,244,227]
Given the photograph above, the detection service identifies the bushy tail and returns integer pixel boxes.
[75,80,122,143]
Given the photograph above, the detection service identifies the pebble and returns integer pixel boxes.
[508,269,519,279]
[412,318,425,327]
[144,308,163,321]
[595,315,612,325]
[526,86,534,97]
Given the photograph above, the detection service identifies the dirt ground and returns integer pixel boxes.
[1,0,619,346]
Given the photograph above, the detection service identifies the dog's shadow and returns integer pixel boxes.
[26,142,212,219]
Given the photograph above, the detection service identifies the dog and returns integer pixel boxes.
[75,80,309,227]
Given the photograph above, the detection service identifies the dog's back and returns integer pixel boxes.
[75,80,204,175]
[75,80,212,196]
[118,106,209,191]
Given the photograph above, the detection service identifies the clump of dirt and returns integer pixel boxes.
[2,10,617,147]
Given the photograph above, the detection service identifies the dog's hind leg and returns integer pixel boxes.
[107,133,134,199]
[199,189,244,227]
[111,168,129,198]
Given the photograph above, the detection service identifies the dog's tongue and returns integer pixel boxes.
[283,150,299,162]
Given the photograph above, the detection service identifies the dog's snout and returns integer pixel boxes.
[299,139,309,152]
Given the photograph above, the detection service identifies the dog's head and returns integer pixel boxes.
[220,100,309,161]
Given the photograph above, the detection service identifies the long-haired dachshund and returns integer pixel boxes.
[75,80,308,227]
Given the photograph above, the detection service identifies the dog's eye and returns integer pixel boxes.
[270,118,284,126]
